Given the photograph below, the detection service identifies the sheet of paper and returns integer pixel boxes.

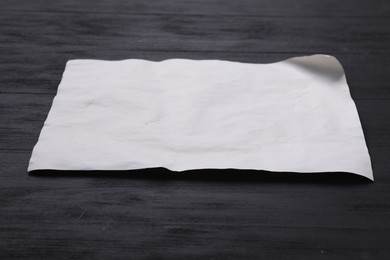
[28,55,373,180]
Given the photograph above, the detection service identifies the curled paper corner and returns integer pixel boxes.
[28,55,373,181]
[285,54,345,81]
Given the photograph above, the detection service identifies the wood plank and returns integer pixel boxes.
[0,218,389,259]
[1,12,389,56]
[1,221,389,259]
[1,0,389,17]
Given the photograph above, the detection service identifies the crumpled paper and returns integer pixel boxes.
[28,55,373,180]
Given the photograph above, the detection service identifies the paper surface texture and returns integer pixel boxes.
[28,55,373,180]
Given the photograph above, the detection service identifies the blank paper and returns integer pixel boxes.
[28,55,373,180]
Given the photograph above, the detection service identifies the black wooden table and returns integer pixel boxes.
[1,1,390,259]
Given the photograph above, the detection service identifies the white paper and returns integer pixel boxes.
[28,55,373,180]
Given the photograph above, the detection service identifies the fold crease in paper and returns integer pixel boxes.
[28,55,373,180]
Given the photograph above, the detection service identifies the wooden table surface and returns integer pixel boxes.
[1,0,390,259]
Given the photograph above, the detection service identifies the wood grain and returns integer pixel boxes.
[1,0,390,259]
